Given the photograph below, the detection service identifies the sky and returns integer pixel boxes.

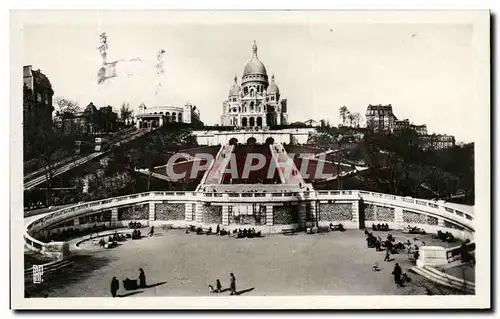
[22,14,479,143]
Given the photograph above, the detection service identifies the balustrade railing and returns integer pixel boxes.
[24,189,474,254]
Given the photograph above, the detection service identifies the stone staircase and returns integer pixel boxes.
[410,265,475,294]
[269,144,305,185]
[199,144,234,186]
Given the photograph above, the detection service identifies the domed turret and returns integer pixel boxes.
[267,74,280,95]
[228,76,241,97]
[243,41,268,77]
[241,41,268,90]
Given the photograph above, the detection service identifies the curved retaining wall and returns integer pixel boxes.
[24,190,474,257]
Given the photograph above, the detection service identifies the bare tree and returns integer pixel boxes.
[339,106,349,126]
[54,96,80,117]
[347,112,355,127]
[353,112,361,128]
[120,102,134,125]
[28,123,73,206]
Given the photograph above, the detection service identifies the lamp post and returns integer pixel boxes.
[336,134,343,190]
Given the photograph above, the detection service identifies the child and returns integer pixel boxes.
[208,285,215,293]
[384,250,391,262]
[216,279,222,293]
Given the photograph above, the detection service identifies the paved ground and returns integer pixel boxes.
[25,229,464,298]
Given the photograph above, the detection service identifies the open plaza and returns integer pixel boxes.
[26,227,470,298]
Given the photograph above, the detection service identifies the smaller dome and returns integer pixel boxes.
[267,74,280,95]
[228,76,241,97]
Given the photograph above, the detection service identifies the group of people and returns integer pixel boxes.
[365,230,396,251]
[372,223,390,231]
[128,221,143,229]
[208,273,237,295]
[189,225,261,239]
[329,223,346,232]
[403,225,427,235]
[131,228,142,239]
[233,228,262,238]
[110,268,146,297]
[436,230,457,243]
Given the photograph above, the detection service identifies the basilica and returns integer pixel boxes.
[221,41,288,128]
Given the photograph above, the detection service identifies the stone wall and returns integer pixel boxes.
[273,205,299,225]
[77,211,112,225]
[319,203,353,221]
[402,210,427,224]
[427,216,438,226]
[118,204,149,221]
[364,204,394,222]
[202,204,222,224]
[155,203,185,220]
[444,220,465,231]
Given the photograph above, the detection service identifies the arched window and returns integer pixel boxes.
[257,117,263,127]
[242,117,248,127]
[166,112,171,123]
[234,118,238,126]
[250,101,254,111]
[249,117,255,127]
[172,112,177,122]
[178,113,183,122]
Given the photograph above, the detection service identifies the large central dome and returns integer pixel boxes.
[243,41,268,77]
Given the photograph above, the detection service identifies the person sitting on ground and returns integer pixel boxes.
[207,227,213,235]
[338,223,345,232]
[401,273,412,283]
[372,223,376,231]
[406,239,411,246]
[375,240,382,251]
[376,224,381,231]
[99,238,106,247]
[242,228,248,237]
[364,229,370,237]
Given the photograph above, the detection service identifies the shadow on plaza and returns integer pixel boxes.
[145,281,167,289]
[118,291,143,297]
[25,254,118,298]
[219,287,255,295]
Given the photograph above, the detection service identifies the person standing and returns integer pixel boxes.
[138,268,146,288]
[216,279,222,293]
[111,277,119,297]
[384,249,391,262]
[392,263,403,287]
[229,273,236,295]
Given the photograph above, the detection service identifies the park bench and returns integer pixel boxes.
[161,224,173,231]
[282,227,298,236]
